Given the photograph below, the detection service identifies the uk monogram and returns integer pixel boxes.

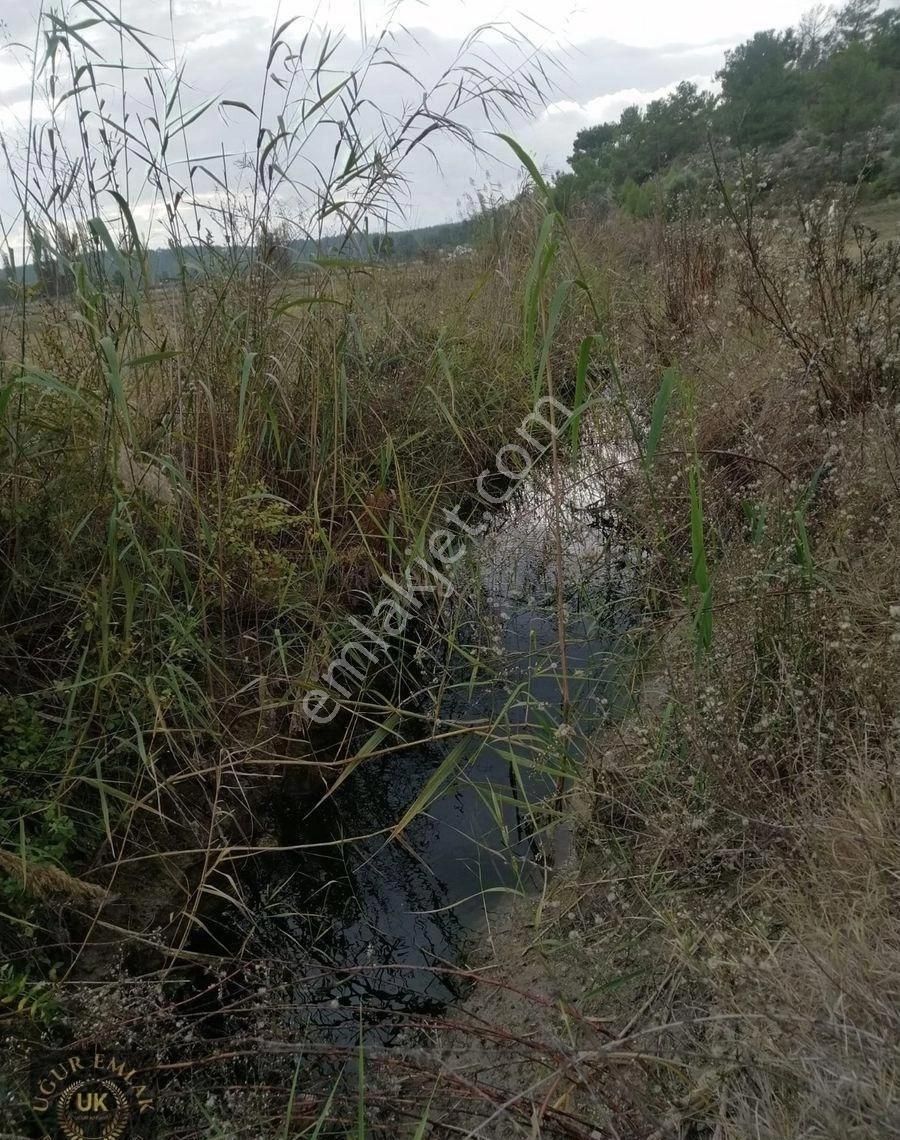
[30,1050,154,1140]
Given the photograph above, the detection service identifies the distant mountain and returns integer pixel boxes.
[0,215,481,300]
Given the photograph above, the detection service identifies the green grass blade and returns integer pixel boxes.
[496,132,554,205]
[646,366,677,465]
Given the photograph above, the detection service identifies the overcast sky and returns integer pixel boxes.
[0,1,861,244]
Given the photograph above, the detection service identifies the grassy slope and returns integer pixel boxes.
[855,195,900,239]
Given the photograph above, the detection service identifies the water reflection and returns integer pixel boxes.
[190,455,641,1044]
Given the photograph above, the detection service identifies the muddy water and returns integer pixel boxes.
[191,459,640,1043]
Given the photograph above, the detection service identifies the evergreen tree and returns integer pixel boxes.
[717,30,804,148]
[797,5,832,70]
[813,40,889,168]
[870,8,900,77]
[832,0,881,47]
[557,3,900,211]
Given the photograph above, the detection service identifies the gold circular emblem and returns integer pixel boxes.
[56,1077,131,1140]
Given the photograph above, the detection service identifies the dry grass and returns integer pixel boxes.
[3,11,900,1128]
[448,196,900,1138]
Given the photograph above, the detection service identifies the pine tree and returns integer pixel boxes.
[813,40,889,170]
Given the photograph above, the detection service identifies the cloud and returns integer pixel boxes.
[521,73,721,176]
[0,3,758,243]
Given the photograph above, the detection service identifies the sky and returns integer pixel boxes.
[0,1,858,245]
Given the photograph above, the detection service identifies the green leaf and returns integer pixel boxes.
[793,509,814,582]
[389,737,470,842]
[496,132,554,205]
[0,370,93,420]
[688,465,712,653]
[570,335,594,453]
[236,350,256,443]
[272,296,346,316]
[220,99,257,116]
[523,213,557,378]
[109,189,148,289]
[646,366,677,465]
[123,350,179,368]
[535,279,572,400]
[87,215,139,302]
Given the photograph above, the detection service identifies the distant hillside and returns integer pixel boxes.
[0,215,481,301]
[555,0,900,216]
